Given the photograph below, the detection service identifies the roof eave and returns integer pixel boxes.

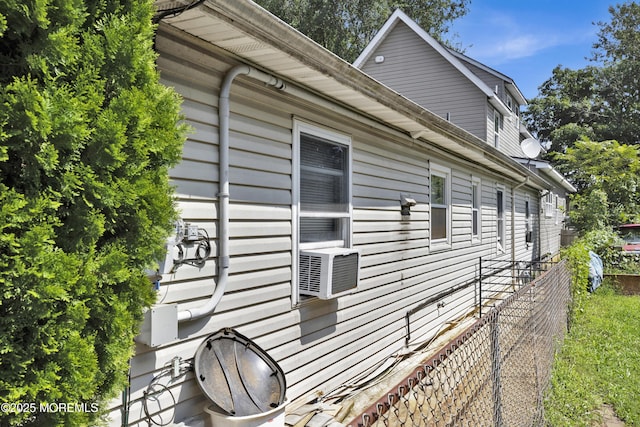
[157,0,549,189]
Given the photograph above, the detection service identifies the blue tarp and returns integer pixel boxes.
[588,251,603,292]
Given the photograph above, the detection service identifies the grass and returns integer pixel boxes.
[544,281,640,426]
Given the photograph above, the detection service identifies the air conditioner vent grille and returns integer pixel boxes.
[331,252,359,294]
[299,248,359,299]
[299,253,322,293]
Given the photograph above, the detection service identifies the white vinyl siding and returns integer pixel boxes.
[455,61,524,156]
[110,28,560,427]
[359,22,488,140]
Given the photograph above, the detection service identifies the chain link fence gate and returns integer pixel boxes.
[347,259,572,427]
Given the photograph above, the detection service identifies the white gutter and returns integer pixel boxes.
[543,166,577,193]
[178,64,285,322]
[518,159,577,193]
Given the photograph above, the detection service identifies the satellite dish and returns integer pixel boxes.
[521,138,542,159]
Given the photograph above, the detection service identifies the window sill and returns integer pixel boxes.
[430,240,452,252]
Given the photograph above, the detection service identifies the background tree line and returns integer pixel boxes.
[524,2,640,232]
[254,0,470,62]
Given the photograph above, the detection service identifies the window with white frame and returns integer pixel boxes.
[525,196,532,245]
[545,192,554,218]
[494,111,502,148]
[506,94,513,111]
[472,177,481,241]
[294,121,352,250]
[525,196,531,232]
[496,187,505,252]
[430,164,450,245]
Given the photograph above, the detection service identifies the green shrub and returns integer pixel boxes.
[0,1,187,425]
[561,228,620,316]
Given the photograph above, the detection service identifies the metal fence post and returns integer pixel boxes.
[346,260,572,427]
[479,257,483,318]
[491,312,502,427]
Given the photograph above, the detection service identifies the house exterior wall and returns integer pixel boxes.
[358,22,488,141]
[540,188,568,257]
[457,61,524,156]
[356,13,573,260]
[108,29,546,427]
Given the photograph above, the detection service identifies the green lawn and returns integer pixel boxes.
[544,282,640,426]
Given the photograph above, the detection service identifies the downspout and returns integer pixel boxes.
[178,65,285,322]
[511,177,528,283]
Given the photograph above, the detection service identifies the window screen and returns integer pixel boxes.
[299,132,349,244]
[431,172,448,241]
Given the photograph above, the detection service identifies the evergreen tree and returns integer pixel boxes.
[0,1,187,425]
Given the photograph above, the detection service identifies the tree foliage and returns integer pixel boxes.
[525,1,640,154]
[0,1,186,425]
[524,2,640,232]
[554,139,640,231]
[254,0,470,62]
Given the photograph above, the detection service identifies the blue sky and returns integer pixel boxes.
[449,1,613,100]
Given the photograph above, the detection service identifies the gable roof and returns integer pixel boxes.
[155,0,550,190]
[354,9,511,115]
[447,49,528,105]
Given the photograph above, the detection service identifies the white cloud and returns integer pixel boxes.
[491,34,560,62]
[453,6,596,64]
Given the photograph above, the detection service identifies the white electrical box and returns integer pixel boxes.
[135,304,178,347]
[186,223,200,241]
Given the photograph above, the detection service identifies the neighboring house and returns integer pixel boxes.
[108,2,569,426]
[354,8,575,258]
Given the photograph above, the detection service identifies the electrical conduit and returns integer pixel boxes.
[178,65,285,322]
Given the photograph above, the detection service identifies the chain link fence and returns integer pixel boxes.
[479,258,557,317]
[348,259,571,427]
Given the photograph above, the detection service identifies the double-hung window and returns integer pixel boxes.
[430,163,450,247]
[294,121,352,250]
[496,187,505,252]
[472,177,481,241]
[545,192,554,218]
[494,111,501,148]
[525,196,533,244]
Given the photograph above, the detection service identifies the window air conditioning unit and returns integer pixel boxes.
[299,248,360,299]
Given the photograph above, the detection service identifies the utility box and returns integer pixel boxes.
[136,304,178,347]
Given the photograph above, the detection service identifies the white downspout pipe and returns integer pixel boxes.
[178,65,285,322]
